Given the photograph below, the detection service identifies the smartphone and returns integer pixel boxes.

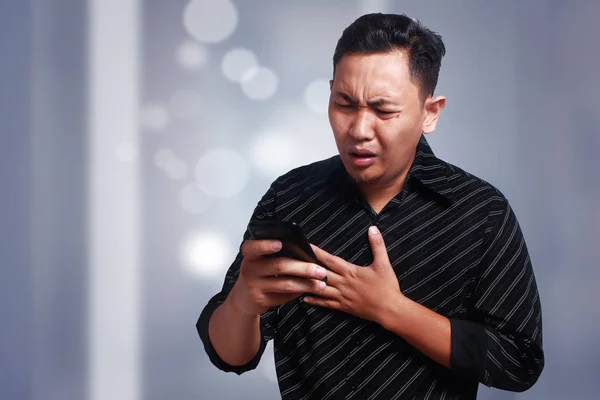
[247,220,325,268]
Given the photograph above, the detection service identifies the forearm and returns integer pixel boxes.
[208,296,262,367]
[457,320,544,391]
[377,294,452,369]
[376,294,543,390]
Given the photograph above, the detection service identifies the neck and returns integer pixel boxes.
[358,171,409,214]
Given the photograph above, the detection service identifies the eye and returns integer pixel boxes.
[336,103,353,108]
[375,109,395,115]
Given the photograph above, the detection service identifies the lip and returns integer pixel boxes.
[348,150,376,167]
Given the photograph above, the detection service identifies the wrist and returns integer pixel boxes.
[377,291,411,331]
[224,283,262,319]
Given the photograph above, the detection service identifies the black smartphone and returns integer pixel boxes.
[247,219,325,268]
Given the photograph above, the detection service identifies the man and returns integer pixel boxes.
[197,13,544,399]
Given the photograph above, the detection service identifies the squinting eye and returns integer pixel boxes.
[336,103,352,108]
[376,109,394,115]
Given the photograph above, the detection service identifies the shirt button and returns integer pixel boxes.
[355,339,363,346]
[351,384,358,391]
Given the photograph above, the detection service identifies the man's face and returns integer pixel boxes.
[328,51,444,192]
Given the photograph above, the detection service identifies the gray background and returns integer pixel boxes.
[1,0,599,399]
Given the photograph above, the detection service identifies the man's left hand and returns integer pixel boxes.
[303,225,404,324]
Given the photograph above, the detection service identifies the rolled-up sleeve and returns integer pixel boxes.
[450,198,544,391]
[196,186,278,374]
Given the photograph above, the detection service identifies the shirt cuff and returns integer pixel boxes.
[450,319,488,381]
[196,294,267,375]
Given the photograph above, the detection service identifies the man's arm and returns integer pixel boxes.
[376,294,452,368]
[197,186,278,375]
[207,292,262,367]
[198,243,328,373]
[306,199,544,392]
[380,199,544,391]
[448,199,544,391]
[196,250,273,375]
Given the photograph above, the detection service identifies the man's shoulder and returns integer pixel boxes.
[271,155,342,191]
[437,158,508,206]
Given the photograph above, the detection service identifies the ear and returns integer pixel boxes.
[329,79,333,91]
[422,95,446,134]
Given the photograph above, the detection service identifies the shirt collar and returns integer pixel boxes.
[407,135,456,204]
[328,135,456,204]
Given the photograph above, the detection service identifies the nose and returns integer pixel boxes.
[349,109,374,141]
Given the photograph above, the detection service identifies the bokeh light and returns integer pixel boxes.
[195,147,249,198]
[154,148,175,170]
[179,183,212,214]
[221,48,258,83]
[249,129,298,179]
[304,79,330,114]
[241,66,279,101]
[169,89,203,120]
[141,101,170,132]
[263,105,337,166]
[165,158,188,180]
[180,230,233,277]
[175,39,208,70]
[114,141,138,163]
[154,149,188,180]
[183,0,238,44]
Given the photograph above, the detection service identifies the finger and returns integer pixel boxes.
[263,293,300,307]
[367,226,391,267]
[263,257,328,281]
[310,244,350,274]
[264,276,327,294]
[302,295,339,310]
[241,239,282,260]
[307,284,340,299]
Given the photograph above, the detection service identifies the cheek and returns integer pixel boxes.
[375,123,410,158]
[328,111,347,139]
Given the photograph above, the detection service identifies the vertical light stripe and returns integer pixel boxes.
[359,0,391,15]
[88,1,141,400]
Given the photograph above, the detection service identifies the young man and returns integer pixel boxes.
[197,13,544,399]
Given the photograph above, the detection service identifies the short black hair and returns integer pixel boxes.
[333,13,446,101]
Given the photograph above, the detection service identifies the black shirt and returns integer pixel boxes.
[197,136,544,399]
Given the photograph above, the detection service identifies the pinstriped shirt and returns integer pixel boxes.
[197,136,544,399]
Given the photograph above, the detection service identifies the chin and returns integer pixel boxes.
[347,169,379,186]
[341,161,371,182]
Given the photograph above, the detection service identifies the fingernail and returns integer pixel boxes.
[271,241,282,250]
[315,267,326,278]
[369,226,379,235]
[319,281,326,290]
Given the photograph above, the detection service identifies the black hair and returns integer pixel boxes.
[333,13,446,101]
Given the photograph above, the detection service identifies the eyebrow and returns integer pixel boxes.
[334,91,399,107]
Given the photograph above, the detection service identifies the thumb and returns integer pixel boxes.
[368,226,390,267]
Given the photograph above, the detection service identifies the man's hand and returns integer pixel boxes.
[226,239,328,317]
[303,226,403,324]
[303,225,452,369]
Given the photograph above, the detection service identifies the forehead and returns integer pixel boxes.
[333,51,417,99]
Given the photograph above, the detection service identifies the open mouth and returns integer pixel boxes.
[349,148,376,157]
[348,150,376,166]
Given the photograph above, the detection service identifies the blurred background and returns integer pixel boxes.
[1,0,599,399]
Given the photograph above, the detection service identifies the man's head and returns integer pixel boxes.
[332,13,446,103]
[328,13,447,195]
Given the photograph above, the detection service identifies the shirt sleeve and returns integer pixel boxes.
[196,186,279,375]
[449,198,544,392]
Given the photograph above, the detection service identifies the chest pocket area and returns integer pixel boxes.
[384,222,483,317]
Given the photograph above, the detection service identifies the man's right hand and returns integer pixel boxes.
[226,239,328,316]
